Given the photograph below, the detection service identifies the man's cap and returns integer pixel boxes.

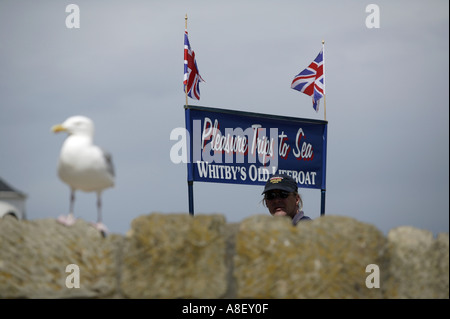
[262,174,298,194]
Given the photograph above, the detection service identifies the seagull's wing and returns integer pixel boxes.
[102,148,115,177]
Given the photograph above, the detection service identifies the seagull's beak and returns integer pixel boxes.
[52,124,66,133]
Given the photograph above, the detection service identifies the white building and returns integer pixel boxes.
[0,177,27,220]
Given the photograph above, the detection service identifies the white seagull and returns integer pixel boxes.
[52,115,115,235]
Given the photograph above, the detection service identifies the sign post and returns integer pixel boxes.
[184,105,328,217]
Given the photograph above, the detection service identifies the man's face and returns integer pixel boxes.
[264,190,300,219]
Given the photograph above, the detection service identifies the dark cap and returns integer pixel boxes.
[262,174,298,194]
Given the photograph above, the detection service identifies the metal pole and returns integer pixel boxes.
[320,189,326,216]
[185,106,194,216]
[188,180,194,215]
[184,14,189,106]
[322,39,326,121]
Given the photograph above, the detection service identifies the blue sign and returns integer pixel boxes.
[185,105,328,190]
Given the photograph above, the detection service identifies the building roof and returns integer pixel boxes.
[0,177,27,199]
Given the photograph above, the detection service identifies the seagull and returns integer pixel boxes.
[52,115,115,235]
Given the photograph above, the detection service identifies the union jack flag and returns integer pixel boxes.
[291,48,325,112]
[184,29,204,100]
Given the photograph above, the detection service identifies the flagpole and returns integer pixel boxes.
[322,39,326,121]
[184,13,195,215]
[185,14,189,107]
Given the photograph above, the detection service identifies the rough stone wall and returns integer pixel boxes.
[0,213,448,299]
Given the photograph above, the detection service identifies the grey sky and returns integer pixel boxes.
[1,0,448,236]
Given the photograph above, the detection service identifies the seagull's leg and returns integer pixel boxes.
[96,191,102,224]
[91,191,108,235]
[69,189,75,215]
[67,189,77,224]
[57,188,77,226]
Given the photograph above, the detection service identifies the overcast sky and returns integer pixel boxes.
[1,0,448,237]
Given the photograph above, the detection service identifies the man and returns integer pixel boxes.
[262,174,311,225]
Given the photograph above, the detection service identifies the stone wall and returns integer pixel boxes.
[0,213,448,299]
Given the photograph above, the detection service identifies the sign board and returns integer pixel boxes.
[185,105,328,190]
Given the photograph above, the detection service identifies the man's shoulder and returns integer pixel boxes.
[292,211,312,225]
